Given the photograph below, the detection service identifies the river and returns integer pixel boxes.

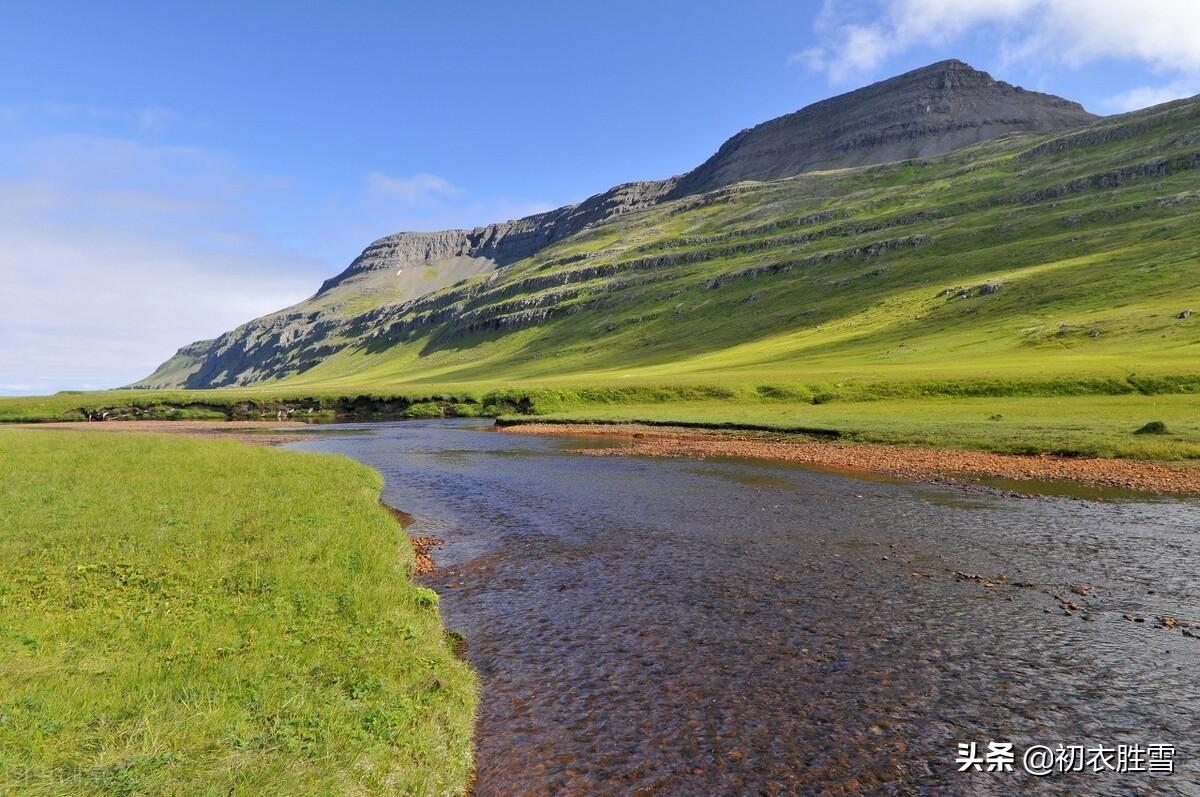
[288,419,1200,796]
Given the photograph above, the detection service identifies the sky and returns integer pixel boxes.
[3,0,1200,394]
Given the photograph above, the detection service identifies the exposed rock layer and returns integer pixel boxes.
[669,59,1096,197]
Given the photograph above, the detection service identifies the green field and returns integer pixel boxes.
[0,430,475,795]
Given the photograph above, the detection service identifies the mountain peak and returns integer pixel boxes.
[908,57,976,73]
[668,59,1097,197]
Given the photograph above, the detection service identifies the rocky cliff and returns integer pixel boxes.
[314,180,675,296]
[136,60,1099,389]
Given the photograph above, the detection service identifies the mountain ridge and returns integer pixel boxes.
[312,59,1095,304]
[668,59,1095,197]
[138,59,1110,389]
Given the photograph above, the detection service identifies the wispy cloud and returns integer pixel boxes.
[0,106,557,394]
[0,102,183,134]
[366,171,462,205]
[350,170,553,239]
[0,133,325,393]
[1103,80,1199,114]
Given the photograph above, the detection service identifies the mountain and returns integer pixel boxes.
[135,62,1200,392]
[668,59,1096,197]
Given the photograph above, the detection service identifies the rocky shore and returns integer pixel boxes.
[505,423,1200,497]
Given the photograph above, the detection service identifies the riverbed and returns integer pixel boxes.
[288,419,1200,796]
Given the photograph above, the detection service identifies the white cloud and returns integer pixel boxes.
[0,112,556,394]
[135,106,180,133]
[0,102,183,135]
[0,135,325,393]
[787,47,828,72]
[349,170,553,240]
[366,171,462,205]
[795,0,1200,106]
[795,0,1039,83]
[1104,80,1199,113]
[1014,0,1200,73]
[0,219,317,393]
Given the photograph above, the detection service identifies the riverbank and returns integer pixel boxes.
[15,421,451,571]
[504,422,1200,496]
[0,428,476,795]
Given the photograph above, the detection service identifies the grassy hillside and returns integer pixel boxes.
[0,430,475,795]
[183,95,1200,391]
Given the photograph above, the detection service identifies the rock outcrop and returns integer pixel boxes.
[315,180,675,296]
[669,60,1096,198]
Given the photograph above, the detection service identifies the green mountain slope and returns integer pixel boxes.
[135,62,1199,399]
[144,94,1200,394]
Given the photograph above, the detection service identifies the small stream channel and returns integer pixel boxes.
[288,419,1200,796]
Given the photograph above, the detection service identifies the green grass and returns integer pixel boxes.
[0,430,475,795]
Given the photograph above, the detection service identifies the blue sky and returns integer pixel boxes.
[3,0,1199,393]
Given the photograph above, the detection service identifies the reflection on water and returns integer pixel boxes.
[289,420,1200,796]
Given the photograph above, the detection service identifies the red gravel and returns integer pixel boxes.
[507,423,1200,496]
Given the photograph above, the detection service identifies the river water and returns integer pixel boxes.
[288,419,1200,796]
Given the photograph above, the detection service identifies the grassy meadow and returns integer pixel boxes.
[0,429,475,796]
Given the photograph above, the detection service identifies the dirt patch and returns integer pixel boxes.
[8,420,316,446]
[381,503,441,574]
[410,536,445,575]
[505,423,1200,497]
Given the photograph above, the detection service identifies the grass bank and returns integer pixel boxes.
[0,429,475,795]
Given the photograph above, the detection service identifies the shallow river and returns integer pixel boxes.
[288,419,1200,796]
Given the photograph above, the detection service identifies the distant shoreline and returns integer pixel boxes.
[502,421,1200,498]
